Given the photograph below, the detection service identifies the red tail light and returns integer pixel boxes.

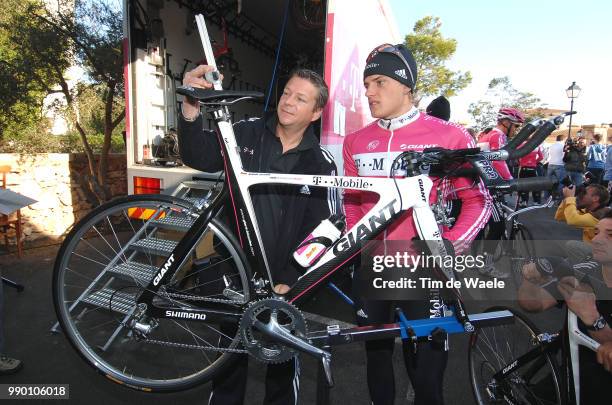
[133,176,162,194]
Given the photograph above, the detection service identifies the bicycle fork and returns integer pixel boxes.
[253,317,334,386]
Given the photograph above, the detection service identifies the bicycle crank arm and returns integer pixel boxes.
[253,318,334,386]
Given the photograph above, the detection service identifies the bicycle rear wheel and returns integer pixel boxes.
[468,306,564,405]
[53,195,251,392]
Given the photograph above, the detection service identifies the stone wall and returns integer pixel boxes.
[0,153,127,249]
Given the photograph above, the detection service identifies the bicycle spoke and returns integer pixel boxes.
[54,196,250,390]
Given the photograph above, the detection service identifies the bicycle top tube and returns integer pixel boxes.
[502,195,554,221]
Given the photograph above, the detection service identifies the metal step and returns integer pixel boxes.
[82,288,136,314]
[185,196,207,205]
[131,237,177,256]
[150,215,195,231]
[108,261,158,285]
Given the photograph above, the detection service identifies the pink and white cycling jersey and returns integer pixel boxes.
[477,128,513,180]
[342,108,492,254]
[518,144,543,168]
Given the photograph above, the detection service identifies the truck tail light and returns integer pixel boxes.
[130,176,165,219]
[133,176,162,194]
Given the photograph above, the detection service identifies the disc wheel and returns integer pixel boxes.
[53,194,252,392]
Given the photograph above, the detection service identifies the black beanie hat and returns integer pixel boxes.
[426,96,451,121]
[363,44,418,90]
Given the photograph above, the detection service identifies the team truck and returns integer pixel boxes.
[123,0,400,197]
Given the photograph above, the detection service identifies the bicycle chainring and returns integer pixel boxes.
[239,298,307,364]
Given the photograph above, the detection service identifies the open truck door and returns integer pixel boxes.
[123,0,399,195]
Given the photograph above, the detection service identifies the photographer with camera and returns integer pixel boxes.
[556,181,610,263]
[563,136,587,187]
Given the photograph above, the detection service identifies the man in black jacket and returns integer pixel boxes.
[179,65,338,405]
[564,136,587,186]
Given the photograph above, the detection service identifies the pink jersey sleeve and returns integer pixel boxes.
[443,129,492,253]
[490,131,513,179]
[342,134,363,231]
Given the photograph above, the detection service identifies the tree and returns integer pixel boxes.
[0,0,57,142]
[1,0,124,204]
[468,76,544,130]
[404,16,472,100]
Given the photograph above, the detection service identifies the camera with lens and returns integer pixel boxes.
[560,171,593,194]
[560,175,573,188]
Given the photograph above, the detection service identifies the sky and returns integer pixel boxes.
[388,0,612,126]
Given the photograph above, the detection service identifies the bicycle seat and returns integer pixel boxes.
[177,86,264,104]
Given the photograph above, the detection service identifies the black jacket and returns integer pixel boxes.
[563,145,586,172]
[178,113,339,285]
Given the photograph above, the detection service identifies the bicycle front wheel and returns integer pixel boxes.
[468,306,564,405]
[53,195,251,392]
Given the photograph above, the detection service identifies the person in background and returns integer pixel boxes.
[564,136,587,187]
[425,95,451,121]
[547,135,567,200]
[604,134,612,190]
[538,142,549,178]
[477,108,524,278]
[587,134,606,184]
[556,184,610,263]
[517,143,544,207]
[517,212,612,403]
[0,277,22,375]
[466,127,478,142]
[478,108,525,179]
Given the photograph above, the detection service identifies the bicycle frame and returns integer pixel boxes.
[136,101,466,321]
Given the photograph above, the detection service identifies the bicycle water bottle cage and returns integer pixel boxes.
[177,86,264,106]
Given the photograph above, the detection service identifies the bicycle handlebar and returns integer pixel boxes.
[492,176,555,193]
[446,168,555,193]
[503,118,544,151]
[504,111,576,160]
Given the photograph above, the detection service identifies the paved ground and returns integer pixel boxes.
[0,206,581,405]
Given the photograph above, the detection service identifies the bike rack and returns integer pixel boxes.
[312,308,515,404]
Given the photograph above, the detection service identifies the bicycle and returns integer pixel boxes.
[468,299,601,405]
[52,14,568,395]
[484,193,555,286]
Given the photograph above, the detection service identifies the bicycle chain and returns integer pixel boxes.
[143,338,247,354]
[161,290,242,304]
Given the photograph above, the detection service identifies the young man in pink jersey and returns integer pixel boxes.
[342,43,491,405]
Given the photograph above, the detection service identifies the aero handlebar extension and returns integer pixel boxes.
[502,111,576,159]
[503,118,545,151]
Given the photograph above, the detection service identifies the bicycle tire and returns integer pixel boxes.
[468,306,564,405]
[53,194,252,392]
[510,224,536,287]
